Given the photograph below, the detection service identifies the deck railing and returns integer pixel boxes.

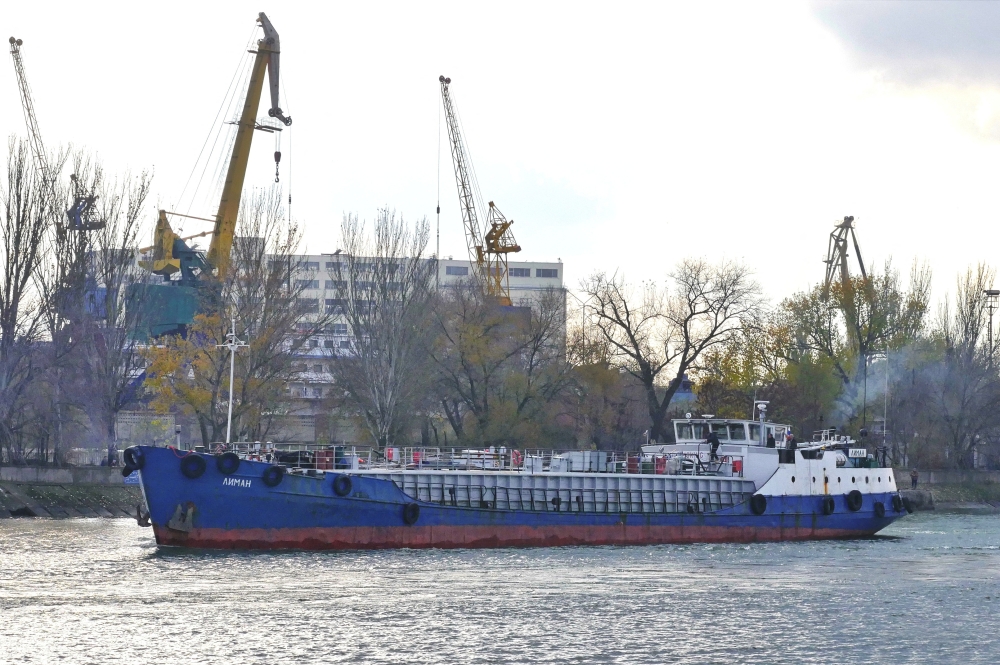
[192,443,745,478]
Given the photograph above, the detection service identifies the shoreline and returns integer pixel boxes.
[0,466,145,519]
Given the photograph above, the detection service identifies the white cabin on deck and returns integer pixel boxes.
[642,417,793,488]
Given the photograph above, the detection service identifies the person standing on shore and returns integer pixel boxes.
[910,469,919,489]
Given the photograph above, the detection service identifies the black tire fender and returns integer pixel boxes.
[892,494,904,513]
[333,474,353,497]
[180,454,207,479]
[262,465,284,488]
[902,497,915,514]
[123,447,145,470]
[749,494,767,515]
[874,501,886,518]
[821,496,835,515]
[216,452,241,475]
[846,489,863,512]
[403,502,420,525]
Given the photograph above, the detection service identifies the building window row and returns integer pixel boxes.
[443,265,558,278]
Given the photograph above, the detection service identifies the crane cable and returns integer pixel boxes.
[177,24,258,227]
[436,89,441,282]
[281,76,292,223]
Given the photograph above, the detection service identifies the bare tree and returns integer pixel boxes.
[429,282,570,446]
[0,139,50,461]
[922,265,1000,467]
[582,258,762,442]
[85,166,152,462]
[330,210,437,448]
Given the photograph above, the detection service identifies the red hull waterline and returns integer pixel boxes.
[152,524,879,550]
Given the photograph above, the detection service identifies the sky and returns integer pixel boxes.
[4,1,1000,303]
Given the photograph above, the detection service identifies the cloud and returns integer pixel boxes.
[813,1,1000,85]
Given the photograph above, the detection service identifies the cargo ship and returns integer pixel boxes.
[126,413,909,550]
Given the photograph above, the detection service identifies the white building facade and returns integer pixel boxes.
[278,255,564,444]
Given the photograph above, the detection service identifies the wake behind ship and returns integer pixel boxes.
[125,415,909,550]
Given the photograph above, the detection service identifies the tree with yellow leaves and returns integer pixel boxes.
[143,188,328,445]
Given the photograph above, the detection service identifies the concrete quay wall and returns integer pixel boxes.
[0,466,128,485]
[0,465,144,519]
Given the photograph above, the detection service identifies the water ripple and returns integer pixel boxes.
[0,514,998,664]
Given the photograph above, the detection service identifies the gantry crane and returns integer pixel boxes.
[439,75,521,306]
[9,36,103,230]
[140,12,291,335]
[823,215,867,299]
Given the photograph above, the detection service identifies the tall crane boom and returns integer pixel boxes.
[151,12,291,282]
[10,36,104,230]
[207,12,291,275]
[439,75,521,306]
[9,36,51,183]
[823,215,867,299]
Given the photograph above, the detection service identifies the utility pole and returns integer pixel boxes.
[985,289,999,365]
[216,317,249,445]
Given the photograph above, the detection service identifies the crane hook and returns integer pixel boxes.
[274,150,281,183]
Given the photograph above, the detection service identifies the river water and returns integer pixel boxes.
[0,513,997,664]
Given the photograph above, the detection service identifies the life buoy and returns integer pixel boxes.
[333,474,353,497]
[892,494,904,513]
[180,454,207,479]
[262,465,284,488]
[511,450,523,467]
[821,496,835,515]
[123,447,145,470]
[846,489,863,512]
[874,501,886,518]
[749,494,767,515]
[214,444,225,455]
[216,452,241,475]
[402,502,420,525]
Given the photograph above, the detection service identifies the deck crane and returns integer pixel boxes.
[140,12,291,336]
[8,36,104,230]
[439,75,521,306]
[823,215,867,300]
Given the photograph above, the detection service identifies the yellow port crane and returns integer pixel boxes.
[149,11,291,282]
[439,75,521,306]
[140,13,291,336]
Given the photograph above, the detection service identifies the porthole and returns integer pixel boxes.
[865,476,869,483]
[791,476,796,482]
[878,477,881,482]
[824,477,829,484]
[852,477,856,483]
[812,477,816,483]
[889,475,892,483]
[838,477,841,482]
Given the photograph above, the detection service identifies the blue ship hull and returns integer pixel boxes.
[133,447,907,550]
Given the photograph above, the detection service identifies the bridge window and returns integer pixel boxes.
[728,424,747,440]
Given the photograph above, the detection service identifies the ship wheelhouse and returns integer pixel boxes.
[672,418,789,447]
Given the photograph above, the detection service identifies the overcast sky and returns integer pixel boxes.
[4,1,1000,303]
